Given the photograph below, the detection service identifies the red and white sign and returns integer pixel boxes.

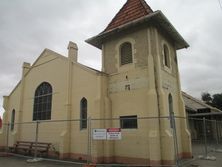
[107,128,121,140]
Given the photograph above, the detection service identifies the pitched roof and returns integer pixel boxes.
[86,1,189,50]
[182,92,222,113]
[104,0,153,32]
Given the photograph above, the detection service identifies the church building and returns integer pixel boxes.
[0,0,192,166]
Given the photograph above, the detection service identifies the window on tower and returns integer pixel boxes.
[120,42,133,65]
[163,44,170,68]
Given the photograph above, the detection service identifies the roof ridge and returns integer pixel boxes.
[104,0,153,32]
[104,1,129,32]
[139,0,153,13]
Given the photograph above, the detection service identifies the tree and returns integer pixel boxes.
[212,93,222,110]
[201,92,212,105]
[201,92,222,111]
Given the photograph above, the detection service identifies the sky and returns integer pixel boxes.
[0,0,222,117]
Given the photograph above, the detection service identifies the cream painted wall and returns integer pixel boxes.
[22,53,69,121]
[100,25,191,163]
[70,64,105,156]
[156,28,192,159]
[0,24,191,164]
[103,28,149,74]
[2,83,22,146]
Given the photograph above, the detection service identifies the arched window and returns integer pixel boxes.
[11,109,15,131]
[168,94,174,129]
[163,44,170,68]
[33,82,52,121]
[168,94,173,114]
[120,42,133,65]
[80,98,87,130]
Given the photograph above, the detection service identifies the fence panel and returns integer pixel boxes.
[0,123,9,151]
[89,117,181,166]
[180,117,222,167]
[6,116,221,166]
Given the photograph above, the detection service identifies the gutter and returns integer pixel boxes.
[86,11,189,50]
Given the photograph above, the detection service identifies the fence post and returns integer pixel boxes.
[203,118,208,157]
[171,113,179,167]
[87,117,92,164]
[34,121,40,159]
[215,120,219,145]
[6,123,10,153]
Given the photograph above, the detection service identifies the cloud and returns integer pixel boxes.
[0,0,222,117]
[0,0,124,116]
[177,0,222,97]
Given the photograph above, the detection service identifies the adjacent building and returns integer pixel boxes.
[183,92,222,141]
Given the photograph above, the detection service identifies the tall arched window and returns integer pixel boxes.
[120,42,133,65]
[33,82,52,121]
[163,44,170,68]
[80,98,87,130]
[168,94,173,114]
[168,94,174,129]
[11,109,15,131]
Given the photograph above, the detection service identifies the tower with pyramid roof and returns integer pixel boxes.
[0,0,193,166]
[87,0,192,165]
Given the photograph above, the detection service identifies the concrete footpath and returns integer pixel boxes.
[1,154,222,167]
[181,151,222,167]
[0,156,82,167]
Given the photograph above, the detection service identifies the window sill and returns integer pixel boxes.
[119,63,135,72]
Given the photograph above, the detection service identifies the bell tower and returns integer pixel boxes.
[86,0,192,165]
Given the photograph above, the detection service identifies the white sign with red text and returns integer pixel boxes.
[107,128,122,140]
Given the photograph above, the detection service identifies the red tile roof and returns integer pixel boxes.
[104,0,153,32]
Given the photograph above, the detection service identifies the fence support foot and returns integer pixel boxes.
[27,158,43,163]
[198,155,216,161]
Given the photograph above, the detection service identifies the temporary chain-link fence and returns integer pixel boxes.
[1,116,222,166]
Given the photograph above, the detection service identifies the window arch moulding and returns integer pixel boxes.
[115,38,136,73]
[161,41,172,73]
[33,82,53,121]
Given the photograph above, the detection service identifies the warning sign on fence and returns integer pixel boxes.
[92,129,107,140]
[92,128,122,140]
[107,128,121,140]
